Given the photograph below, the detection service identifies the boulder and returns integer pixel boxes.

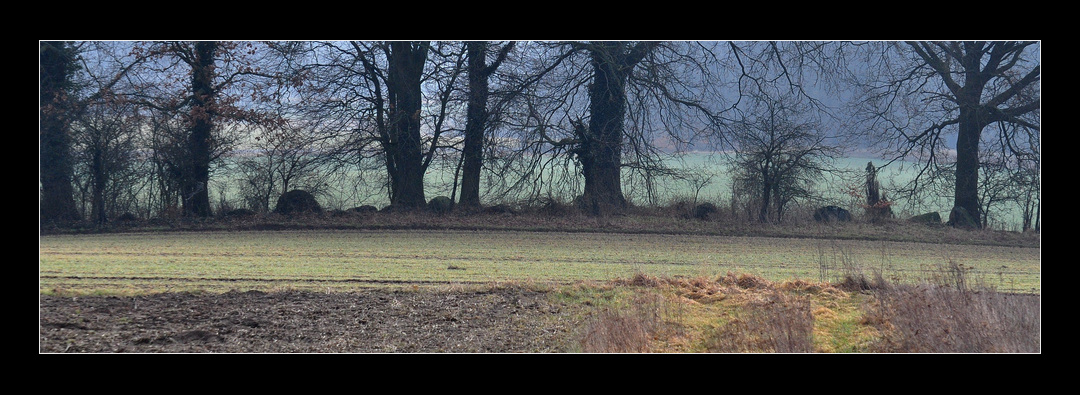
[427,196,455,214]
[908,212,942,226]
[352,205,379,214]
[814,205,852,223]
[273,190,322,215]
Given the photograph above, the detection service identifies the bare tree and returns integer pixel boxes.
[70,93,143,224]
[846,41,1040,228]
[729,91,838,223]
[41,40,165,225]
[278,41,468,210]
[235,120,334,213]
[458,41,515,209]
[499,41,746,214]
[977,121,1041,230]
[109,41,286,218]
[41,41,151,224]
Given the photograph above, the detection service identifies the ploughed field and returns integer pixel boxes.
[39,287,583,353]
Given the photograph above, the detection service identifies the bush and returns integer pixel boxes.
[535,197,577,217]
[578,292,665,353]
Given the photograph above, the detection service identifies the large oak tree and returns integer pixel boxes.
[849,41,1040,228]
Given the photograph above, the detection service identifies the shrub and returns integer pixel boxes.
[115,212,138,222]
[859,262,1040,353]
[482,203,517,215]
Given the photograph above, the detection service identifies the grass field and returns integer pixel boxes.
[38,229,1041,295]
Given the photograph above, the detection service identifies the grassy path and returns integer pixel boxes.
[39,229,1041,295]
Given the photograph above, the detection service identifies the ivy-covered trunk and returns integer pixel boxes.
[39,41,81,225]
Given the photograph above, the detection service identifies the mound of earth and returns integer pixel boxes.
[39,288,585,353]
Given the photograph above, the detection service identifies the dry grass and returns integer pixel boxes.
[701,289,815,353]
[578,292,666,353]
[575,269,1039,353]
[859,263,1041,353]
[583,273,831,353]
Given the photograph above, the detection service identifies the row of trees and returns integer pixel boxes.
[39,41,1041,230]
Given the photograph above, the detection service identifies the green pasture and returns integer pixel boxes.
[39,230,1041,295]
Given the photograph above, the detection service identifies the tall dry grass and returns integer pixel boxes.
[578,291,667,353]
[860,262,1040,353]
[701,289,815,353]
[578,261,1039,353]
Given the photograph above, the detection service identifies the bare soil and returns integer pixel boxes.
[39,288,587,353]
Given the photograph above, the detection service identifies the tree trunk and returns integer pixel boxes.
[758,175,771,223]
[39,41,81,225]
[458,42,488,208]
[951,106,983,228]
[91,137,108,225]
[386,41,428,208]
[579,42,635,216]
[182,41,216,217]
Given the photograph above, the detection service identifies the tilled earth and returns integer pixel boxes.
[39,288,588,353]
